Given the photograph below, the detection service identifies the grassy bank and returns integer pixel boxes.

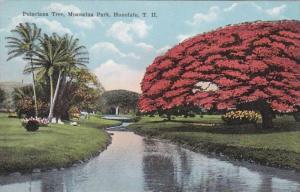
[0,113,120,173]
[129,115,300,171]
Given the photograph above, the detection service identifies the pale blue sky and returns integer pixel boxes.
[0,1,299,92]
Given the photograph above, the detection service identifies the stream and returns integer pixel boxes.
[0,123,300,192]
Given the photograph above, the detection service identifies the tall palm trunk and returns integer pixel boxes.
[55,76,67,120]
[48,71,62,122]
[30,57,38,118]
[49,75,54,107]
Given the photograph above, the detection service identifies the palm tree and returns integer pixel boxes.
[6,22,41,117]
[49,34,88,122]
[28,33,88,122]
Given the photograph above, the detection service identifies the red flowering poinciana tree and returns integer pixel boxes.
[139,20,300,128]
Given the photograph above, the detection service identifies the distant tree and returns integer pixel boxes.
[139,20,300,128]
[100,90,140,115]
[0,87,6,105]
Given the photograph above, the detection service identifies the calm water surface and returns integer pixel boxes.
[0,128,300,192]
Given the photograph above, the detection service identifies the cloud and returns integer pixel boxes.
[45,2,80,13]
[71,17,101,29]
[94,59,144,92]
[107,19,152,44]
[266,5,286,17]
[135,42,154,52]
[90,42,139,59]
[156,45,171,54]
[251,2,263,11]
[44,2,101,29]
[224,3,238,12]
[176,33,196,42]
[186,6,220,26]
[0,14,72,34]
[252,3,286,17]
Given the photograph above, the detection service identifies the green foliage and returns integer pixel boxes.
[222,110,260,125]
[6,22,41,60]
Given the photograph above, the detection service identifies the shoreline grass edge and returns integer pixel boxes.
[0,114,121,174]
[128,116,300,172]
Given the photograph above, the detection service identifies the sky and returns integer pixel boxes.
[0,1,299,93]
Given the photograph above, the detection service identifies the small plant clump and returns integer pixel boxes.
[222,110,260,125]
[22,117,49,132]
[24,119,39,132]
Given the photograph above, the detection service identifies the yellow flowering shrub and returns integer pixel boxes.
[222,110,260,125]
[69,106,80,120]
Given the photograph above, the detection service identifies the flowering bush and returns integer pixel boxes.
[22,117,49,127]
[68,106,80,120]
[16,97,49,118]
[222,110,260,125]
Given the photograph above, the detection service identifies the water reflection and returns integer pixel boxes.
[41,172,64,192]
[0,131,300,192]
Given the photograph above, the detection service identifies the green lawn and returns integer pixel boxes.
[0,113,120,173]
[129,115,300,170]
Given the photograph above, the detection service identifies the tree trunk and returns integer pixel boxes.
[54,76,67,120]
[115,106,119,115]
[259,103,274,129]
[48,71,62,122]
[293,112,300,122]
[30,58,38,118]
[49,75,54,107]
[167,114,171,121]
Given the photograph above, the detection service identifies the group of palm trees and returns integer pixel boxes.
[6,22,89,122]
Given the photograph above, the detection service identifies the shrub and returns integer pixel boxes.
[69,106,80,120]
[8,112,18,118]
[24,119,39,132]
[22,117,49,128]
[15,97,49,118]
[222,110,260,125]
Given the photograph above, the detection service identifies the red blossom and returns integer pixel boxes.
[172,79,196,89]
[270,100,296,113]
[147,79,171,96]
[162,66,182,79]
[249,77,269,86]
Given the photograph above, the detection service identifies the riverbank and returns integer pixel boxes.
[129,115,300,171]
[0,113,121,173]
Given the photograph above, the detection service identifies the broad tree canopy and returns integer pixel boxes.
[100,89,140,114]
[139,20,300,128]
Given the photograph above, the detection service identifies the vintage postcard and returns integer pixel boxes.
[0,0,300,192]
